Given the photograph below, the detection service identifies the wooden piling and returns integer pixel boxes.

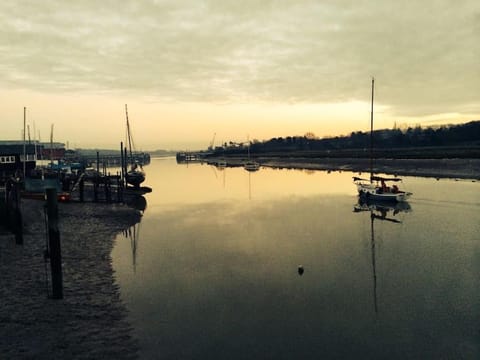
[120,142,124,184]
[105,178,111,203]
[117,174,123,203]
[124,147,128,187]
[79,177,84,202]
[46,188,63,299]
[96,151,100,175]
[14,206,23,245]
[15,181,23,244]
[6,180,23,244]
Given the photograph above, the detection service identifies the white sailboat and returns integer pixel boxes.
[353,78,412,202]
[243,138,260,172]
[124,104,145,188]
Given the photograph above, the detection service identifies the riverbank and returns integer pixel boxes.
[206,157,480,180]
[0,199,142,359]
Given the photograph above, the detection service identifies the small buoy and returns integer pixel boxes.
[298,265,304,275]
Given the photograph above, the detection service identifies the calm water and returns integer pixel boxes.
[112,157,480,359]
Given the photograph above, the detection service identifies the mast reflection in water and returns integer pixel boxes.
[112,158,480,359]
[354,199,412,314]
[122,195,146,272]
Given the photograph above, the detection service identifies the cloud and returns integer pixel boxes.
[0,0,478,116]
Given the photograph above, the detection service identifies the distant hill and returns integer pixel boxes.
[210,121,480,159]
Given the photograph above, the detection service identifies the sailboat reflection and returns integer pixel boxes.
[208,164,227,189]
[353,198,412,314]
[122,195,146,272]
[125,195,147,214]
[122,221,142,273]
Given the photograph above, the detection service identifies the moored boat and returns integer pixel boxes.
[124,105,145,188]
[126,164,145,187]
[243,161,260,172]
[353,78,412,202]
[354,175,412,202]
[243,137,260,172]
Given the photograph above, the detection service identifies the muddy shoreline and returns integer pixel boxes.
[207,157,480,180]
[0,199,142,359]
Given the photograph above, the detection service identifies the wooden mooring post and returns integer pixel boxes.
[5,180,23,244]
[120,142,124,183]
[79,177,85,202]
[46,188,63,299]
[14,181,23,245]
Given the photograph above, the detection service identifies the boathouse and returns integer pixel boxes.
[39,142,66,161]
[0,141,38,178]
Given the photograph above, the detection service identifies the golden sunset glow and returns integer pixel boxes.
[1,1,478,150]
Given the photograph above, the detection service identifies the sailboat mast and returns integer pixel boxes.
[369,77,375,182]
[50,124,54,166]
[23,107,26,178]
[125,104,133,164]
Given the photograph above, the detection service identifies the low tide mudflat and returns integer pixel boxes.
[0,200,141,359]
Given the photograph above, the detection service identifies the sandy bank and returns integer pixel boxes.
[0,199,142,359]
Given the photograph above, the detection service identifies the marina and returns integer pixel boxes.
[1,154,479,359]
[1,2,479,358]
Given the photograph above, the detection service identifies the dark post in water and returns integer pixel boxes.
[46,188,63,299]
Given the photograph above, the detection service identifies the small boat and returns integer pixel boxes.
[243,138,260,172]
[244,161,260,172]
[216,159,227,169]
[353,78,412,202]
[354,175,412,202]
[124,105,145,188]
[23,176,70,202]
[126,163,145,187]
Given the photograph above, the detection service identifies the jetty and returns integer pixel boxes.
[176,151,208,163]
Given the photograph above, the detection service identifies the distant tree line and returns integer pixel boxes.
[213,121,480,156]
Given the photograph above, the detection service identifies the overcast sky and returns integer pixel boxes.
[1,0,479,150]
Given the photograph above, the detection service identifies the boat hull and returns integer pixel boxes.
[356,182,411,202]
[126,170,145,187]
[243,161,260,172]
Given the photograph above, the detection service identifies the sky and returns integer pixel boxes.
[1,0,479,150]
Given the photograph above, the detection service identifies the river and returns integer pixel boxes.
[112,157,480,359]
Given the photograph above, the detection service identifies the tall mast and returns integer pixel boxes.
[23,107,26,178]
[50,124,54,166]
[369,77,375,182]
[125,104,133,164]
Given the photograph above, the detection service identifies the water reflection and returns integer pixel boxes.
[121,195,146,272]
[122,221,142,272]
[113,158,480,359]
[354,199,412,314]
[125,195,147,213]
